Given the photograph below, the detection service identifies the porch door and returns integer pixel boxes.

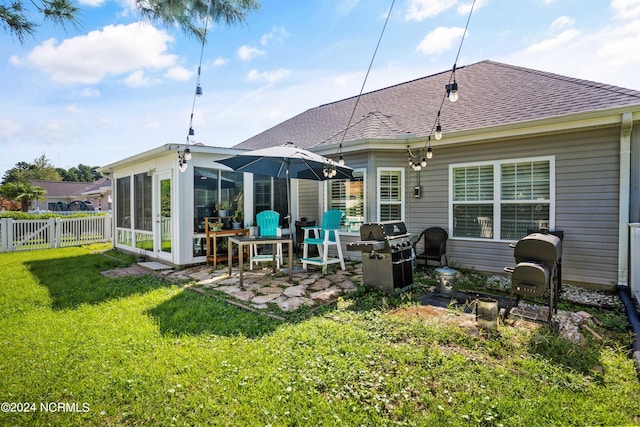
[154,172,173,262]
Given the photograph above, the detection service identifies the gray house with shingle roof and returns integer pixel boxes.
[102,60,640,294]
[29,178,112,211]
[235,60,640,290]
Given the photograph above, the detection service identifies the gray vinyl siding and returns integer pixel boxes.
[304,128,621,285]
[405,127,620,287]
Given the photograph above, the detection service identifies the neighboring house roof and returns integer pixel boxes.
[235,60,640,150]
[30,180,109,198]
[81,177,112,196]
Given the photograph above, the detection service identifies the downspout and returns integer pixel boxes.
[618,112,633,287]
[617,285,640,378]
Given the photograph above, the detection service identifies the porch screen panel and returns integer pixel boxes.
[254,175,288,226]
[221,171,243,214]
[194,167,218,232]
[500,160,550,239]
[378,169,402,222]
[254,175,271,214]
[273,178,288,226]
[134,173,152,231]
[116,176,131,228]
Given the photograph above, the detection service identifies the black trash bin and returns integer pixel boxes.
[295,218,316,256]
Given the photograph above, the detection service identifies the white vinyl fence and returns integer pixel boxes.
[0,214,112,252]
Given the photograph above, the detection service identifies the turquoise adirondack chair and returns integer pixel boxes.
[249,210,283,270]
[301,209,346,273]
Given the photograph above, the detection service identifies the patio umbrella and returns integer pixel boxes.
[216,142,353,237]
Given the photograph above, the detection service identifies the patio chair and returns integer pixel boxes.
[301,209,346,273]
[412,226,448,267]
[249,210,283,270]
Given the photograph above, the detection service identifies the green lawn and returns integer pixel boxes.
[1,246,639,426]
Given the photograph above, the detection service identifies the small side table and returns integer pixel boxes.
[228,236,293,286]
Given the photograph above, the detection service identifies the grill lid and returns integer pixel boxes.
[514,233,562,264]
[360,221,408,241]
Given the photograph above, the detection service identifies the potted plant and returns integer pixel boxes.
[218,201,231,217]
[210,220,224,232]
[231,210,244,229]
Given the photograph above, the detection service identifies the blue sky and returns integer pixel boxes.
[1,0,640,176]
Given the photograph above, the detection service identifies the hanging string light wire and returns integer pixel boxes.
[324,0,396,177]
[179,4,212,172]
[408,0,476,170]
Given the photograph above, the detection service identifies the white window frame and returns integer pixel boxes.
[377,167,405,223]
[325,168,367,234]
[448,156,555,241]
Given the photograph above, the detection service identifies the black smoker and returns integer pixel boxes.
[346,221,414,293]
[504,231,563,323]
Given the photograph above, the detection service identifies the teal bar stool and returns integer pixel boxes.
[249,210,283,270]
[301,209,345,273]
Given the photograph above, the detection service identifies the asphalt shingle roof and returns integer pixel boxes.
[234,60,640,150]
[30,180,104,197]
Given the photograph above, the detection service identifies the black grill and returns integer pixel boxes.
[346,221,413,293]
[504,231,563,323]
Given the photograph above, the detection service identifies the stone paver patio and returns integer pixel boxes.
[156,262,363,313]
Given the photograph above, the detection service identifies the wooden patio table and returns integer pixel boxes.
[227,235,293,286]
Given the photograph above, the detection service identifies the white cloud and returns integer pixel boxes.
[507,13,640,91]
[405,0,455,21]
[213,57,228,67]
[77,0,106,6]
[0,119,22,138]
[611,0,640,19]
[457,0,487,15]
[66,104,84,113]
[72,88,100,98]
[164,66,192,81]
[260,26,290,46]
[246,69,291,83]
[416,26,466,55]
[522,29,581,54]
[17,22,178,85]
[237,45,265,61]
[593,18,640,67]
[550,15,575,29]
[124,70,152,87]
[337,0,361,16]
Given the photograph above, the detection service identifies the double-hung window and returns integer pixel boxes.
[377,168,404,222]
[327,169,365,232]
[450,156,554,240]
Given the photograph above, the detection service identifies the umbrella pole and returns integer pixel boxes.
[286,164,292,243]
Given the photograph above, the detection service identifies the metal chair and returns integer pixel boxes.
[301,209,346,273]
[249,210,283,270]
[412,226,448,267]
